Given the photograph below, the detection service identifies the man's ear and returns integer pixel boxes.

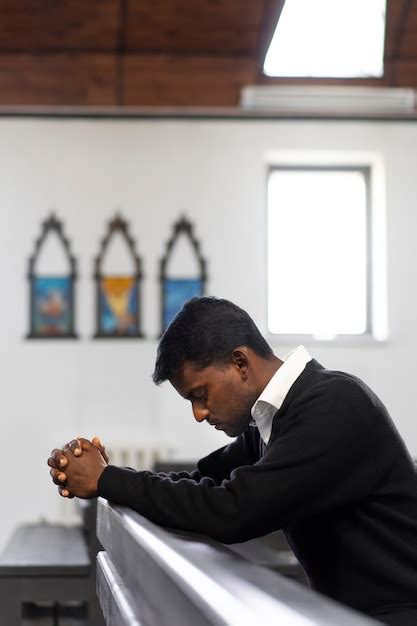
[231,347,250,380]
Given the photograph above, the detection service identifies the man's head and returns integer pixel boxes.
[152,297,279,437]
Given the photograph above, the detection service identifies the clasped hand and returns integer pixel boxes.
[47,436,108,499]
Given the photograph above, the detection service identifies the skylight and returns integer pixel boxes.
[263,0,386,78]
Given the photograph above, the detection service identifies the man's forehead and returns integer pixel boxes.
[169,363,203,399]
[172,360,232,392]
[170,361,204,388]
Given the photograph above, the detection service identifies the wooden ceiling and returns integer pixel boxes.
[0,0,413,109]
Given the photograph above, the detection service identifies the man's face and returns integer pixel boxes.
[170,359,257,437]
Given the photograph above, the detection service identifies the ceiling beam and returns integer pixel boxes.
[0,54,117,106]
[256,0,286,77]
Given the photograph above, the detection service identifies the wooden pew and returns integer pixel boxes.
[152,461,307,585]
[96,497,380,626]
[0,513,105,626]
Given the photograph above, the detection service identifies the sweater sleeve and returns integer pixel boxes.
[97,382,378,543]
[132,428,258,485]
[196,426,259,484]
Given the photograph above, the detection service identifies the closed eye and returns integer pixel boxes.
[190,390,206,402]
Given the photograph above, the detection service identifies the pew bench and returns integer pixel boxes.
[0,522,94,625]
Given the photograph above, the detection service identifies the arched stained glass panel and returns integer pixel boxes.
[94,215,143,338]
[160,216,207,334]
[27,214,77,339]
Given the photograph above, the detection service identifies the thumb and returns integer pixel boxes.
[92,436,109,463]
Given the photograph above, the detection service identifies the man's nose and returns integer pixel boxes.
[192,405,210,423]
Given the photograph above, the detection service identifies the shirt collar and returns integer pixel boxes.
[250,345,312,445]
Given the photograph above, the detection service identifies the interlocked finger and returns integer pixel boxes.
[48,448,68,469]
[59,486,74,498]
[50,468,67,486]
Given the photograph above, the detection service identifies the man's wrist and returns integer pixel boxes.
[97,464,112,496]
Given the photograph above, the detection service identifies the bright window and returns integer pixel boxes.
[264,0,386,78]
[267,167,371,338]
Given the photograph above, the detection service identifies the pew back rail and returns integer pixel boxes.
[96,498,379,626]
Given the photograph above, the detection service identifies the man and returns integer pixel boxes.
[48,297,417,625]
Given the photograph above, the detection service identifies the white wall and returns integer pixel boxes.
[0,116,415,549]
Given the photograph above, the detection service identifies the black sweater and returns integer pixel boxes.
[98,359,417,616]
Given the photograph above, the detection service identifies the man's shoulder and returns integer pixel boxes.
[292,360,371,403]
[275,361,385,435]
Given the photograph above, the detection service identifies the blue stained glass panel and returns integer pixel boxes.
[164,278,203,330]
[33,276,72,336]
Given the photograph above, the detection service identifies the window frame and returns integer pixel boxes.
[266,161,384,345]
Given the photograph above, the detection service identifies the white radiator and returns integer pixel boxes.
[105,443,168,471]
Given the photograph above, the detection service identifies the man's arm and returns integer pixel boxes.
[144,429,258,485]
[48,428,258,495]
[56,384,377,544]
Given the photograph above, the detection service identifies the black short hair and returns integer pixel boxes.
[152,296,273,384]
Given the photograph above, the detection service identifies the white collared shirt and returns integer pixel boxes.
[250,345,312,445]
